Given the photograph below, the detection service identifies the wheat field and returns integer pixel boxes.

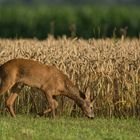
[0,37,140,118]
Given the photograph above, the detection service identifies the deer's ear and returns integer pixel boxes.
[80,91,86,99]
[85,87,91,100]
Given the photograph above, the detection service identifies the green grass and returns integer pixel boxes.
[0,115,140,140]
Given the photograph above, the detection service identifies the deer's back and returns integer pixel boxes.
[0,59,66,93]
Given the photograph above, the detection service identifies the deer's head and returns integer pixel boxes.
[80,88,94,119]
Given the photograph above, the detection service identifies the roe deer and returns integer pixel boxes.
[0,58,94,118]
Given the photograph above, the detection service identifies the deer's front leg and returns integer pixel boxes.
[50,99,58,118]
[38,91,58,118]
[44,99,58,118]
[38,99,58,118]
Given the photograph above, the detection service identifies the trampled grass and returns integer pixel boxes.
[0,116,140,140]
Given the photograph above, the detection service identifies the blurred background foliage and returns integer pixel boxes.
[0,0,140,5]
[0,0,140,39]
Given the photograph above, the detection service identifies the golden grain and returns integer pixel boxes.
[0,37,140,117]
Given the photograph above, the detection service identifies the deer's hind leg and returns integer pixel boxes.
[0,78,14,95]
[6,93,18,117]
[6,83,23,117]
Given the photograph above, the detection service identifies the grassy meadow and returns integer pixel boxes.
[0,115,140,140]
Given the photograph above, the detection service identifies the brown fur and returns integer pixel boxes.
[0,58,94,118]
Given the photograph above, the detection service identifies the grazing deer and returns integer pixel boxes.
[0,59,94,118]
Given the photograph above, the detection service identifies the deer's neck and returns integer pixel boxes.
[63,77,84,108]
[64,86,84,108]
[71,94,84,108]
